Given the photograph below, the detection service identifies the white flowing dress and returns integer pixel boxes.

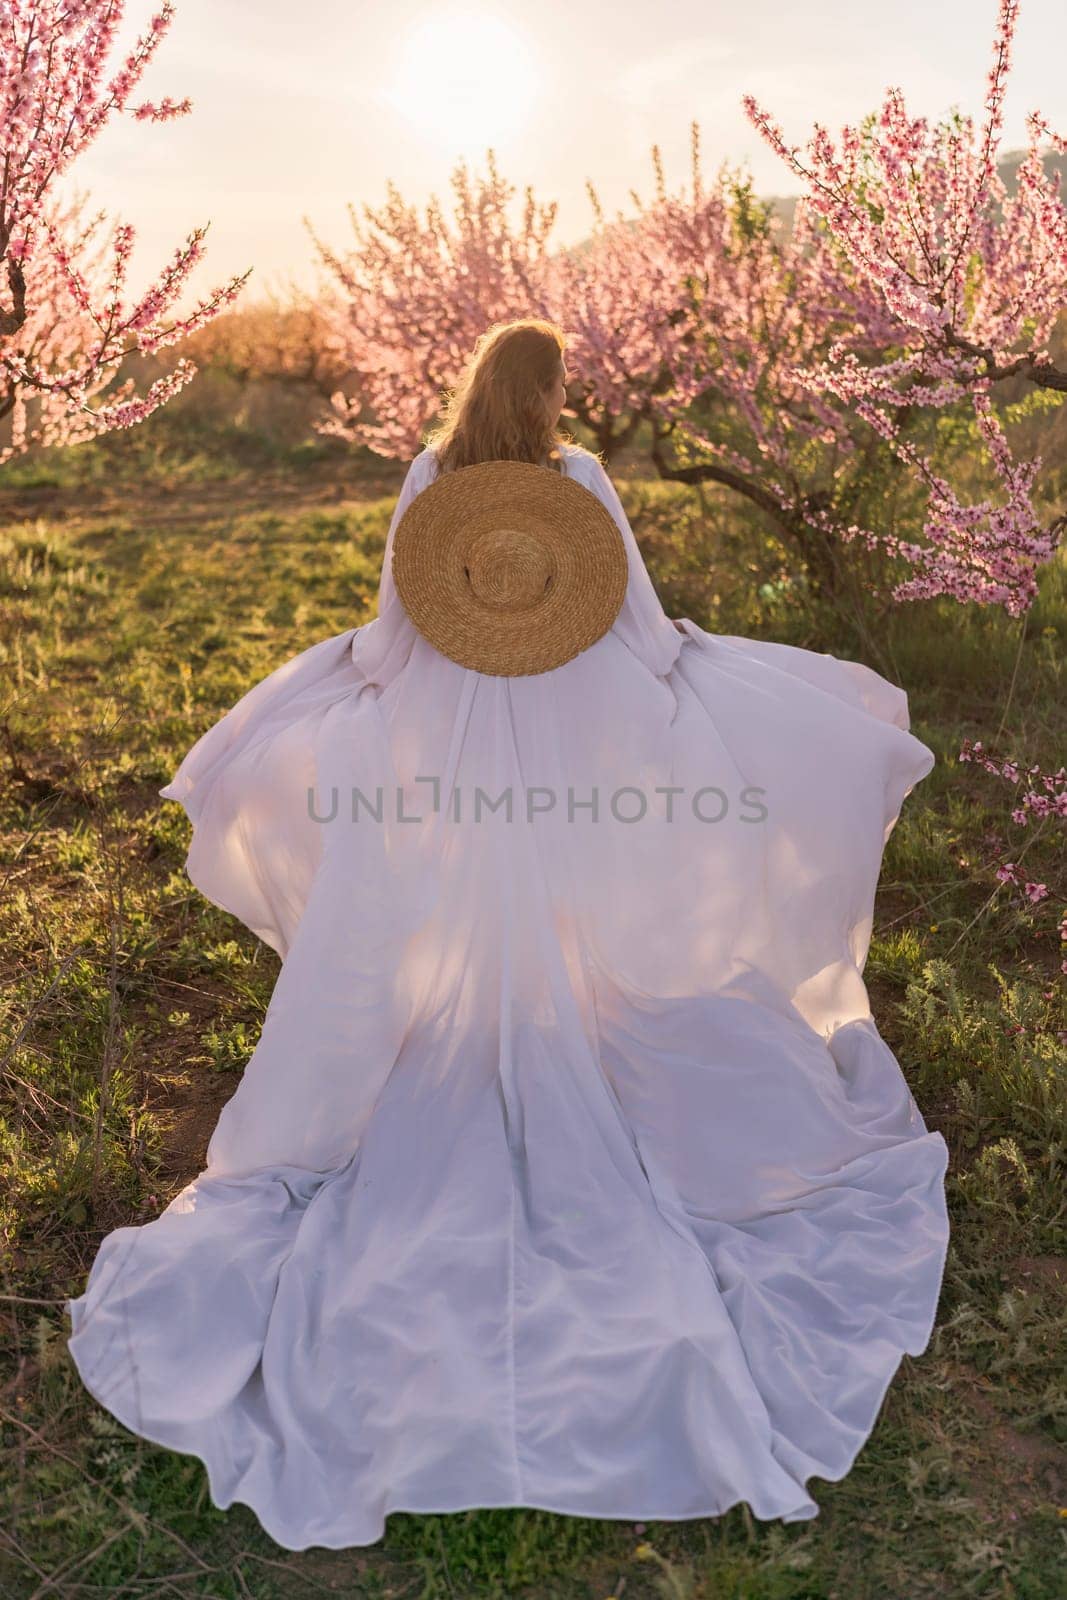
[66,440,951,1550]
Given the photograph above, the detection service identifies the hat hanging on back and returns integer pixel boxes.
[390,458,629,677]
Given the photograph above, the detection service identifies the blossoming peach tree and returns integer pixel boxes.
[553,129,909,605]
[0,0,251,463]
[743,0,1065,616]
[306,150,560,459]
[745,0,1066,972]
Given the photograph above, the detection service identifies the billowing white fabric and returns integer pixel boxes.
[66,440,950,1550]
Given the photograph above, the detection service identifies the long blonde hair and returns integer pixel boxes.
[424,319,576,474]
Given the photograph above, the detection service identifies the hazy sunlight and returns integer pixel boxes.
[381,8,541,155]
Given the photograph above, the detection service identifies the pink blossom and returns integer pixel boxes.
[959,739,1064,964]
[744,0,1066,614]
[0,2,251,457]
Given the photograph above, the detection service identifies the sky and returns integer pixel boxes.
[55,0,1067,318]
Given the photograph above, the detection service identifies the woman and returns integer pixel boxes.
[66,318,950,1551]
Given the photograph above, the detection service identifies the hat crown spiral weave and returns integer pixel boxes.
[465,526,555,612]
[391,457,628,677]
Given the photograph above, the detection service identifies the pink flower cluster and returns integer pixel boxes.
[310,152,559,456]
[554,127,885,501]
[744,0,1067,615]
[959,738,1066,971]
[0,1,251,459]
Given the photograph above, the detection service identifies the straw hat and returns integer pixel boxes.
[390,458,629,676]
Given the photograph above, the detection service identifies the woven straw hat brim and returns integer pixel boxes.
[391,458,629,677]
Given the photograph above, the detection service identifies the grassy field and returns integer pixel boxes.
[0,423,1064,1599]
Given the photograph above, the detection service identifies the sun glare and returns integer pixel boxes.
[382,9,541,154]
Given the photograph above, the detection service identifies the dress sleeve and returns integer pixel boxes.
[582,454,684,679]
[350,448,436,688]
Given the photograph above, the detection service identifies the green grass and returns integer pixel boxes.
[0,434,1064,1599]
